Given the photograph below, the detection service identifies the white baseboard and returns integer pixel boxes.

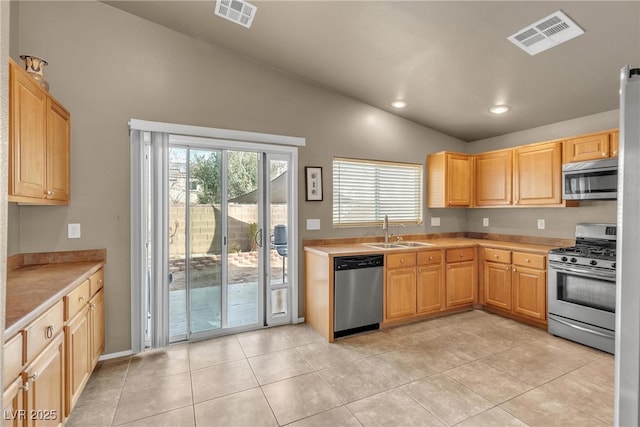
[98,349,134,361]
[295,316,305,324]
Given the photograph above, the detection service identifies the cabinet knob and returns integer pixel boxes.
[447,265,451,269]
[459,253,464,257]
[505,266,510,271]
[90,303,96,310]
[401,258,405,263]
[495,254,499,258]
[613,150,619,156]
[45,324,54,339]
[525,258,530,263]
[46,190,54,197]
[79,296,85,302]
[602,152,607,157]
[29,372,39,382]
[20,382,30,391]
[513,268,517,272]
[417,269,422,273]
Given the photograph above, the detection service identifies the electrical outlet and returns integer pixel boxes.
[306,219,320,230]
[537,219,545,230]
[68,223,81,239]
[482,218,489,227]
[431,217,441,227]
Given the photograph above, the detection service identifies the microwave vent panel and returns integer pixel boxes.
[508,10,584,56]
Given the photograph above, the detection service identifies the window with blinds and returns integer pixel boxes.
[333,157,423,227]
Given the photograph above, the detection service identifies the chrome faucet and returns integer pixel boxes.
[383,215,389,244]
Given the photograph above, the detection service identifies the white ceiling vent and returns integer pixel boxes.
[508,10,584,56]
[215,0,257,29]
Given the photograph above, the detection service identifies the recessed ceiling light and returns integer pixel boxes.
[489,105,510,114]
[390,100,407,109]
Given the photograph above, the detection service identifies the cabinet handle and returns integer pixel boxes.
[29,372,39,382]
[45,324,54,339]
[20,382,30,392]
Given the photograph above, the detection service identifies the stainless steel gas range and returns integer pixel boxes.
[548,223,616,354]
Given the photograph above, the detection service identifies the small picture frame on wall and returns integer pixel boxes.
[305,167,323,201]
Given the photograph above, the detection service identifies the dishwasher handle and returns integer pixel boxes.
[334,255,384,271]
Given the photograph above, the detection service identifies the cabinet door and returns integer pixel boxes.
[46,99,70,203]
[385,268,417,320]
[416,264,444,314]
[24,333,64,427]
[65,307,90,416]
[9,62,47,200]
[446,261,477,307]
[610,131,619,157]
[3,376,26,427]
[446,153,472,206]
[564,133,609,163]
[514,142,562,205]
[483,262,511,310]
[475,150,512,206]
[512,266,546,321]
[89,289,105,369]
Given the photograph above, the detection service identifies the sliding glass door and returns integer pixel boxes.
[164,140,291,343]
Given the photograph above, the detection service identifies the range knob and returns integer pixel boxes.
[590,260,598,266]
[570,257,578,263]
[561,256,568,262]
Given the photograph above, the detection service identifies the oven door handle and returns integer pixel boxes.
[551,316,614,339]
[549,264,616,282]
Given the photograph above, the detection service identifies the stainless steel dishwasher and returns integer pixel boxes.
[334,254,384,338]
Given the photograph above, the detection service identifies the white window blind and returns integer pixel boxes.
[333,157,423,227]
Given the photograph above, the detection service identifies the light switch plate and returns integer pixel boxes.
[306,219,321,230]
[68,223,81,239]
[537,219,545,230]
[482,218,489,227]
[431,217,441,227]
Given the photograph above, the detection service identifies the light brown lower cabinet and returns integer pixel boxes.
[24,332,65,427]
[2,266,105,426]
[385,253,417,320]
[482,248,547,324]
[445,247,477,307]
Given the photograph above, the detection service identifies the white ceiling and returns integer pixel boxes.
[103,1,640,142]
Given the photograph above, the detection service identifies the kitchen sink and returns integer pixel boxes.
[399,241,435,247]
[364,243,406,249]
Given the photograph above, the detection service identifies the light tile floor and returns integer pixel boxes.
[66,310,614,426]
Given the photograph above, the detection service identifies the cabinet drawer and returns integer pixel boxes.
[90,268,104,296]
[65,279,90,321]
[4,333,24,388]
[484,248,511,264]
[387,253,417,269]
[513,252,546,269]
[25,300,64,362]
[446,247,475,263]
[417,250,443,265]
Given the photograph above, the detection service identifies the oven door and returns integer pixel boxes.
[548,261,616,331]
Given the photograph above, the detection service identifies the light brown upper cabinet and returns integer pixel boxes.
[514,141,562,206]
[563,129,619,163]
[475,149,512,206]
[427,152,472,208]
[9,59,70,205]
[610,130,619,158]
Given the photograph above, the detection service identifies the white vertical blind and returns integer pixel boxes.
[333,157,423,226]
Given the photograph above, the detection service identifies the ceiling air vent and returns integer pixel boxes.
[508,10,584,56]
[215,0,257,28]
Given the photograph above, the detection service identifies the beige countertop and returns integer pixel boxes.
[304,237,562,257]
[5,249,106,339]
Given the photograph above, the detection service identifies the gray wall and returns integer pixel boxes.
[466,110,619,239]
[11,1,467,354]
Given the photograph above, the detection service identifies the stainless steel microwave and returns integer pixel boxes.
[562,158,618,200]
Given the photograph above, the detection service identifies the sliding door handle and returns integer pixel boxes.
[254,228,263,248]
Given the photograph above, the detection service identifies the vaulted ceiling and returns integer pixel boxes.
[104,1,640,141]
